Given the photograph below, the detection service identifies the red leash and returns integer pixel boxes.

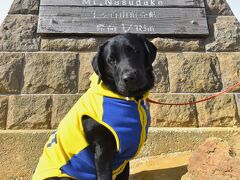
[147,81,240,106]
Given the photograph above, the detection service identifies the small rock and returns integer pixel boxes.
[182,136,240,180]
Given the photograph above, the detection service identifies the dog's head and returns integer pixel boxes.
[92,33,157,98]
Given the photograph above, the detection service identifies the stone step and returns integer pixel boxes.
[0,127,239,179]
[130,151,192,180]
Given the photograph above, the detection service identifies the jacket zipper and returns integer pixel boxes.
[113,100,147,176]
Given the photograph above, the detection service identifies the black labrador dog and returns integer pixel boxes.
[34,33,157,180]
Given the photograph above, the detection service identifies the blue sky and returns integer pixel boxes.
[0,0,240,25]
[226,0,240,22]
[0,0,13,24]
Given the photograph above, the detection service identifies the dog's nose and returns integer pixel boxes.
[123,72,137,84]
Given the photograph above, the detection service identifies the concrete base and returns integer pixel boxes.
[138,127,240,158]
[130,151,192,180]
[0,130,52,180]
[0,127,239,179]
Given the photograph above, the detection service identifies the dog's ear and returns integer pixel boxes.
[92,42,107,84]
[138,35,157,64]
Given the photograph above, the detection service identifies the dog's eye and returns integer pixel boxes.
[108,56,117,65]
[125,46,133,53]
[134,49,139,54]
[125,46,138,55]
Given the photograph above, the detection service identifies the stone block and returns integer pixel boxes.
[236,94,240,121]
[51,95,81,129]
[149,94,198,127]
[205,16,240,52]
[167,53,222,93]
[205,0,233,15]
[41,37,107,51]
[196,94,240,127]
[0,53,24,93]
[0,15,40,52]
[0,130,52,179]
[78,52,96,93]
[151,37,205,52]
[8,0,39,14]
[217,53,240,92]
[0,97,8,129]
[151,53,169,93]
[22,52,79,94]
[7,95,52,129]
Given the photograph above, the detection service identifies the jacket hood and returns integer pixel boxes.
[89,73,149,101]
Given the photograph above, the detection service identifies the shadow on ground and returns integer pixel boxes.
[130,165,187,180]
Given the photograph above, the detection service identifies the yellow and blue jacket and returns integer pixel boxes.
[32,73,150,180]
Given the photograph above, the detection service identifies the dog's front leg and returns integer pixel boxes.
[94,137,114,180]
[83,117,117,180]
[115,162,129,180]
